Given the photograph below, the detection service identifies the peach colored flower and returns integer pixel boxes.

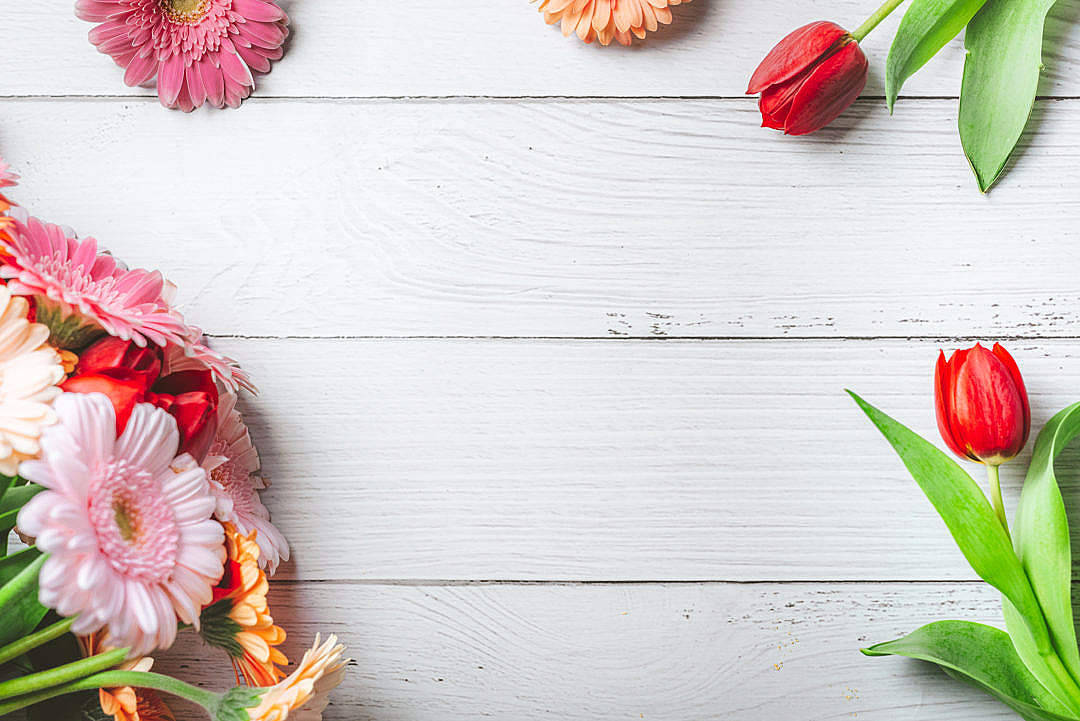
[535,0,690,46]
[201,523,287,686]
[245,635,348,721]
[0,286,65,476]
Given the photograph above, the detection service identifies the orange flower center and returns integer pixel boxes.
[161,0,210,23]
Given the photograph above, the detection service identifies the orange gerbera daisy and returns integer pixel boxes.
[78,634,175,721]
[535,0,690,46]
[201,523,288,686]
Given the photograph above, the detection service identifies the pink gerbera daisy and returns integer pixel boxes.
[165,331,257,395]
[17,393,226,657]
[76,0,290,112]
[0,157,18,218]
[204,389,288,573]
[0,158,17,193]
[0,210,190,350]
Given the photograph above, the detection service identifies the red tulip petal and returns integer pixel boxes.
[935,350,969,459]
[953,344,1026,463]
[758,71,806,129]
[62,375,144,435]
[747,21,848,95]
[992,343,1030,447]
[782,40,868,136]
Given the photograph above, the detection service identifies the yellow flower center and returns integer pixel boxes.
[161,0,209,23]
[113,500,137,542]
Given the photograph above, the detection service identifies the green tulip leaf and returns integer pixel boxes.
[864,621,1076,719]
[959,0,1057,191]
[886,0,990,110]
[998,403,1080,708]
[848,391,1053,654]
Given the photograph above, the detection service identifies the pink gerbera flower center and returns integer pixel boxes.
[36,251,124,305]
[88,458,180,583]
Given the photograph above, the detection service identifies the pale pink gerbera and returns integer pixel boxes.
[76,0,290,112]
[535,0,691,45]
[204,389,288,573]
[17,393,226,656]
[0,210,190,350]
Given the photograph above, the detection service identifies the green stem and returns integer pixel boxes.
[0,616,75,667]
[987,464,1010,540]
[851,0,908,42]
[0,647,127,700]
[0,670,221,718]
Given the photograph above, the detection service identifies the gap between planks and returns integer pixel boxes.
[2,94,1080,102]
[271,578,988,586]
[205,334,1080,342]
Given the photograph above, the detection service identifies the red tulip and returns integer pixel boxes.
[61,374,144,435]
[935,343,1030,465]
[150,369,219,461]
[747,21,869,136]
[76,337,162,392]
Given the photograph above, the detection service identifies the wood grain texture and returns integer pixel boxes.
[4,99,1080,339]
[146,581,1012,721]
[201,336,1080,582]
[5,0,1080,98]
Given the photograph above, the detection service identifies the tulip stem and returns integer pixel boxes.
[851,0,908,42]
[987,464,1010,540]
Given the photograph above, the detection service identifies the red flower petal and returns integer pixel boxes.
[934,350,969,460]
[747,21,848,95]
[783,40,867,136]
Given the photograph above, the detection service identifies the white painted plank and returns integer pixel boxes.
[4,99,1080,339]
[151,581,1011,721]
[201,336,1080,582]
[6,1,1080,98]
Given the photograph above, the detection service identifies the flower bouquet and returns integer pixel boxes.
[853,343,1080,720]
[0,160,347,720]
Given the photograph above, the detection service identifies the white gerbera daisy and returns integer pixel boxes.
[0,286,64,475]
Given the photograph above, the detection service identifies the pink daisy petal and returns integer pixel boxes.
[0,210,191,350]
[78,0,289,110]
[203,389,287,573]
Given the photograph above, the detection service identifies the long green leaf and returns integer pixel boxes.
[886,0,990,110]
[959,0,1057,191]
[848,391,1052,653]
[863,620,1074,718]
[1000,403,1080,706]
[0,553,47,648]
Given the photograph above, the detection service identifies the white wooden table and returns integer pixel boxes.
[8,1,1080,719]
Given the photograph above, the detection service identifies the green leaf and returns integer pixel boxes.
[0,484,42,516]
[863,620,1075,718]
[886,0,990,110]
[1003,403,1080,696]
[0,552,47,648]
[959,0,1057,191]
[848,391,1053,653]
